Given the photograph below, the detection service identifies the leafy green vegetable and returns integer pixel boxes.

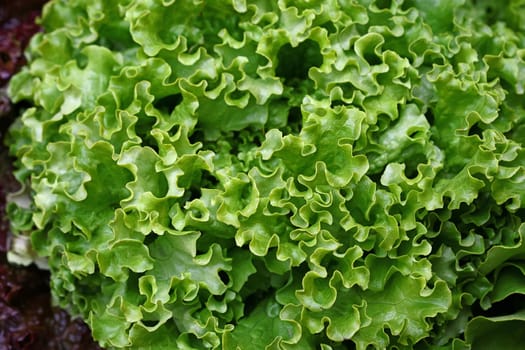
[5,0,525,348]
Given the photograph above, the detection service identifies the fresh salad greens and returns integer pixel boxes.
[1,2,102,348]
[6,0,525,348]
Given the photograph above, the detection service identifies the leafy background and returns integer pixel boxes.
[5,0,525,349]
[1,1,101,348]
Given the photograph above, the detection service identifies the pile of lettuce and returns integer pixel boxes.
[1,2,102,348]
[5,0,525,348]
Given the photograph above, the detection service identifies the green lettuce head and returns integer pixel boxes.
[6,0,525,348]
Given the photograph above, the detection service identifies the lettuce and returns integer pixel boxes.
[5,0,525,348]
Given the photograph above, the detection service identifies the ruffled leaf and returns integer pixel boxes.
[5,0,525,349]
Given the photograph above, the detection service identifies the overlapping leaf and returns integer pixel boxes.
[6,0,525,348]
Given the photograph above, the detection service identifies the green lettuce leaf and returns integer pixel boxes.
[6,0,525,348]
